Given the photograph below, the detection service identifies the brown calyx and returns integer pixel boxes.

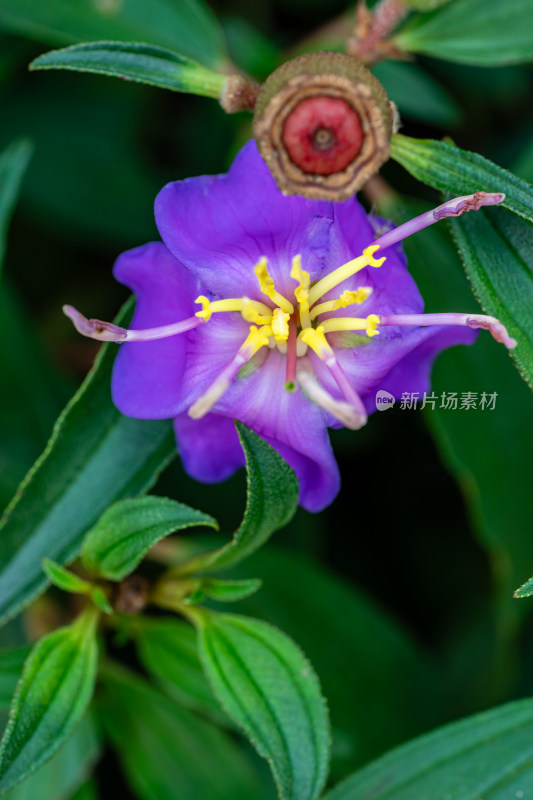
[253,52,394,201]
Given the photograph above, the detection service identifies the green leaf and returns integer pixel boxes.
[89,588,112,616]
[448,205,533,387]
[390,134,533,387]
[0,138,33,277]
[98,662,270,800]
[41,559,112,614]
[395,0,533,66]
[81,495,217,581]
[196,610,330,800]
[2,715,99,800]
[0,299,176,627]
[180,423,299,575]
[372,61,460,127]
[514,574,533,598]
[237,547,436,776]
[42,559,92,595]
[30,42,227,99]
[188,577,262,604]
[0,646,30,710]
[134,617,224,722]
[0,610,99,793]
[323,699,533,799]
[0,0,227,68]
[390,134,533,222]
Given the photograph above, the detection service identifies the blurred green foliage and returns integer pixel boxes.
[0,0,533,798]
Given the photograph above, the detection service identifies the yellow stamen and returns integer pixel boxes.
[242,324,273,357]
[299,326,334,361]
[272,308,290,342]
[195,295,272,324]
[195,295,213,321]
[255,257,294,314]
[241,298,273,325]
[308,245,386,307]
[310,287,373,320]
[290,254,310,303]
[321,314,381,337]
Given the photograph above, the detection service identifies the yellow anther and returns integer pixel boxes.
[299,326,334,361]
[254,257,294,314]
[341,287,373,306]
[242,325,273,357]
[366,314,380,337]
[310,287,373,320]
[241,297,273,325]
[308,248,386,308]
[195,295,212,321]
[321,315,381,337]
[363,244,386,268]
[290,254,310,303]
[272,308,290,342]
[196,295,273,325]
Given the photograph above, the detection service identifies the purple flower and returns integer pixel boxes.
[65,141,515,512]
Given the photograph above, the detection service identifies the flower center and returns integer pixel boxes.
[188,245,386,424]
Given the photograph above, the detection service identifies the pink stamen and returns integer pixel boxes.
[285,316,298,386]
[297,366,365,430]
[372,192,506,252]
[380,313,517,349]
[63,304,203,343]
[323,354,368,425]
[188,350,248,419]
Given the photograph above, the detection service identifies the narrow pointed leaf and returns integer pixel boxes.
[191,577,262,604]
[0,299,176,627]
[514,575,533,598]
[390,134,533,387]
[30,43,227,99]
[390,134,533,222]
[197,611,330,800]
[0,611,99,792]
[0,646,30,710]
[42,559,92,595]
[2,715,99,800]
[0,0,227,68]
[81,495,217,581]
[180,423,299,575]
[395,0,533,66]
[0,138,33,277]
[323,699,533,799]
[448,206,533,387]
[98,662,269,800]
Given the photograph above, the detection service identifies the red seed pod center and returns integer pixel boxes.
[282,96,364,176]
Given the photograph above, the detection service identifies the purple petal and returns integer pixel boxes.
[111,242,200,419]
[213,350,340,512]
[155,140,359,299]
[173,413,245,482]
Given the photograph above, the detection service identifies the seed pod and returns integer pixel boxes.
[253,52,394,201]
